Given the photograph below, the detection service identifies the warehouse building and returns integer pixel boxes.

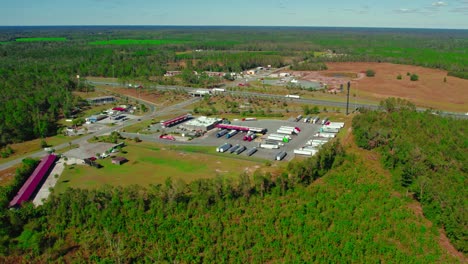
[9,154,57,208]
[86,114,107,123]
[181,116,222,131]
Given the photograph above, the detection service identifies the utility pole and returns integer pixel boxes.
[346,81,351,115]
[112,65,115,87]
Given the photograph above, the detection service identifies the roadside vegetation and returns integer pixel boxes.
[353,98,467,253]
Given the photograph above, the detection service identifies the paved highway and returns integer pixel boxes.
[87,80,468,119]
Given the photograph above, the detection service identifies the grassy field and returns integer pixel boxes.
[0,135,81,165]
[88,39,185,45]
[15,37,67,42]
[55,142,267,193]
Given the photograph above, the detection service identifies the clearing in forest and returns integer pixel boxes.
[323,62,468,112]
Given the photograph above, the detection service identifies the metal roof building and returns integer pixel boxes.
[9,154,57,208]
[182,116,222,131]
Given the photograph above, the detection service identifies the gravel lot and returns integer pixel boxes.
[64,142,116,160]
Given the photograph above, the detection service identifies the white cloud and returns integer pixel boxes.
[432,1,448,6]
[394,8,419,13]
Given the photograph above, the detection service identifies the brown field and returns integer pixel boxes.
[0,166,18,187]
[102,86,190,107]
[323,62,468,112]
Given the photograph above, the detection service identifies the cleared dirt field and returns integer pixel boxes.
[102,86,190,107]
[322,62,468,112]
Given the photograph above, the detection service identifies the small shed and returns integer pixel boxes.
[112,157,128,165]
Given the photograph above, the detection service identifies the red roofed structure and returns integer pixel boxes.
[9,154,57,208]
[216,124,267,134]
[112,107,126,112]
[161,114,192,128]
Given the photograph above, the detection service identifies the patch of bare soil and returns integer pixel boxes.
[439,228,467,262]
[0,166,17,186]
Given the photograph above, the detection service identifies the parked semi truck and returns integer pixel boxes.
[246,147,258,156]
[235,146,246,155]
[260,144,280,149]
[321,117,329,125]
[226,130,238,139]
[312,116,320,124]
[229,144,240,154]
[216,129,229,138]
[275,151,287,161]
[216,143,232,153]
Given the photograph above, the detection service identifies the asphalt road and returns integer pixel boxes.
[87,80,468,119]
[0,97,201,171]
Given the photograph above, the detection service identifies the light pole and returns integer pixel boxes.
[112,65,115,87]
[346,81,351,115]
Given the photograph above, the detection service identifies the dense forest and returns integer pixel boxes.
[0,138,462,262]
[1,27,467,145]
[353,98,467,253]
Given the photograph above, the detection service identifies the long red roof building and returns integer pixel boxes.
[9,154,57,207]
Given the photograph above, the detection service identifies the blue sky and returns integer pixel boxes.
[1,0,467,29]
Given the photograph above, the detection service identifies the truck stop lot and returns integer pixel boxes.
[192,119,322,161]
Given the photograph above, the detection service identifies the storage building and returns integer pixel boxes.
[9,154,57,208]
[112,157,128,165]
[182,116,222,131]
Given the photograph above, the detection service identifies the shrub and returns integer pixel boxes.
[366,69,375,77]
[397,74,402,80]
[410,74,419,81]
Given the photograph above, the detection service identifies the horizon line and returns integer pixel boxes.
[0,25,467,30]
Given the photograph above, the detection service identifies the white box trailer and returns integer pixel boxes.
[265,140,284,146]
[260,144,280,149]
[309,141,325,148]
[276,129,294,135]
[267,136,287,142]
[294,149,318,156]
[212,88,226,92]
[280,126,300,134]
[327,122,345,128]
[321,126,340,133]
[275,151,287,161]
[308,139,329,147]
[312,116,320,124]
[270,133,291,140]
[315,132,336,138]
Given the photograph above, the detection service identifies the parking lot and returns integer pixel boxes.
[192,119,322,161]
[84,113,142,134]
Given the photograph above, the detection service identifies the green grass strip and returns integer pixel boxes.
[16,37,67,42]
[88,39,185,45]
